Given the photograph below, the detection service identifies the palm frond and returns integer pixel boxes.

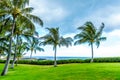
[74,38,88,45]
[95,23,105,38]
[36,47,44,52]
[74,33,82,39]
[14,0,29,9]
[26,14,43,26]
[95,41,100,48]
[21,7,34,14]
[59,37,73,47]
[34,31,39,37]
[0,0,12,9]
[18,14,35,32]
[40,38,54,46]
[46,27,59,41]
[98,37,107,41]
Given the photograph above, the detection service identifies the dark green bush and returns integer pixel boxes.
[93,57,120,62]
[0,59,6,63]
[0,59,84,65]
[18,60,54,65]
[84,59,91,63]
[1,57,120,65]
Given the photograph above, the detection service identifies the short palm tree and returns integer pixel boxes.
[74,21,106,63]
[11,19,36,69]
[40,27,73,67]
[15,38,27,66]
[26,36,44,60]
[0,0,43,76]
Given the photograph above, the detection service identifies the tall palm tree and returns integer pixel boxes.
[26,36,44,60]
[40,27,73,67]
[74,21,106,63]
[0,0,43,76]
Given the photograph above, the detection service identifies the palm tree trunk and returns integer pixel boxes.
[54,46,57,67]
[90,42,94,63]
[16,58,18,66]
[15,51,18,66]
[30,50,33,60]
[11,35,18,68]
[0,54,1,60]
[10,44,17,69]
[16,57,19,66]
[1,19,15,76]
[10,52,16,68]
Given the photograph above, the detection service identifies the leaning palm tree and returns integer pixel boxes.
[74,21,106,63]
[0,0,43,76]
[40,27,73,67]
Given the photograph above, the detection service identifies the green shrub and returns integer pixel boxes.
[18,60,54,65]
[1,57,120,65]
[27,59,84,65]
[57,59,84,64]
[86,57,120,63]
[0,59,6,63]
[0,59,84,65]
[84,59,91,63]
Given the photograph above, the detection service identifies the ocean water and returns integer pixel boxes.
[24,56,90,60]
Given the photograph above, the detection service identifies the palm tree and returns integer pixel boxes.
[40,27,73,67]
[15,38,27,66]
[10,19,37,69]
[0,0,43,76]
[74,21,106,63]
[26,36,44,60]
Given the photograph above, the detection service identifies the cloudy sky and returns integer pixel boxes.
[25,0,120,57]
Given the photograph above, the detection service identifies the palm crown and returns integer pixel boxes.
[74,21,106,62]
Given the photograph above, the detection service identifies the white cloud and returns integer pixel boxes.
[95,45,120,57]
[108,29,120,37]
[30,0,68,22]
[103,14,120,27]
[74,6,120,31]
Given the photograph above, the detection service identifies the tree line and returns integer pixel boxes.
[0,0,106,76]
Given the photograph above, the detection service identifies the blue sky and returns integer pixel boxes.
[25,0,120,57]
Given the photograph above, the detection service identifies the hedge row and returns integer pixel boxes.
[92,57,120,62]
[84,57,120,63]
[0,59,84,65]
[18,59,85,65]
[1,57,120,65]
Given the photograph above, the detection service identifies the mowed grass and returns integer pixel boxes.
[0,63,120,80]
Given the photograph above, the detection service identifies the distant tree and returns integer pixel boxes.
[74,21,106,63]
[40,27,73,67]
[26,36,44,60]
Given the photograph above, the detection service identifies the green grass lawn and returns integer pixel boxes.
[0,63,120,80]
